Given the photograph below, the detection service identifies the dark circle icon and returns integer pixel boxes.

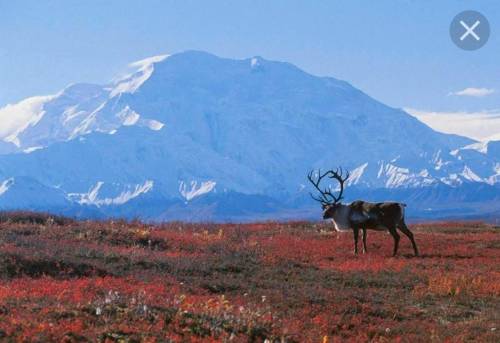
[450,10,490,51]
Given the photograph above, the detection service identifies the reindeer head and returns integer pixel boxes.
[307,168,350,220]
[321,203,341,219]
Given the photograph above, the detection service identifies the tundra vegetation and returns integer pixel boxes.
[0,211,498,342]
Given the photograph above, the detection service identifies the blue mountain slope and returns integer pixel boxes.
[0,51,497,220]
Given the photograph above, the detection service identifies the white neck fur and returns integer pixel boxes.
[331,205,351,232]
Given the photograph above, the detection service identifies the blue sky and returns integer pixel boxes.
[1,0,498,113]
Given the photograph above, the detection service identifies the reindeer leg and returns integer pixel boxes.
[353,227,359,255]
[362,228,368,254]
[398,222,419,256]
[388,227,400,257]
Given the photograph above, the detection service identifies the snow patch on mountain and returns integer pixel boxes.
[141,119,164,131]
[68,102,106,139]
[459,141,489,154]
[487,163,500,184]
[179,180,216,201]
[461,166,482,182]
[110,54,169,97]
[70,181,104,205]
[23,146,44,154]
[69,181,154,206]
[0,95,57,146]
[441,174,463,186]
[116,106,164,131]
[62,105,84,124]
[378,163,436,188]
[117,106,141,126]
[347,163,368,186]
[0,178,14,196]
[379,164,411,188]
[102,181,154,206]
[250,57,261,68]
[431,150,450,170]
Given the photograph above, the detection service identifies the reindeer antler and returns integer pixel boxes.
[328,167,350,203]
[307,167,350,205]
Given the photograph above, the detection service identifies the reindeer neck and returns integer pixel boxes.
[331,204,351,232]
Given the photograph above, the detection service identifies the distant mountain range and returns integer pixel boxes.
[0,51,498,221]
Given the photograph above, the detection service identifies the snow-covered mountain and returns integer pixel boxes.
[0,51,498,221]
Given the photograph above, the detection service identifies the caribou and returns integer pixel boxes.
[307,168,419,256]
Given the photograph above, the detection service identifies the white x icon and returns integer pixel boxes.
[460,20,481,41]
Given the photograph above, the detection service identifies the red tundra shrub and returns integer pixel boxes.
[0,216,498,341]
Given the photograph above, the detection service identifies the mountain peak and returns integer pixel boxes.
[129,54,170,70]
[110,54,170,97]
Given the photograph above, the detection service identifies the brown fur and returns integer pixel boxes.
[323,200,419,256]
[308,168,419,257]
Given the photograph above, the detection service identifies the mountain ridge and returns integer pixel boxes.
[0,51,498,220]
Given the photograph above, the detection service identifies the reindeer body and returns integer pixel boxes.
[308,168,419,256]
[349,201,405,230]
